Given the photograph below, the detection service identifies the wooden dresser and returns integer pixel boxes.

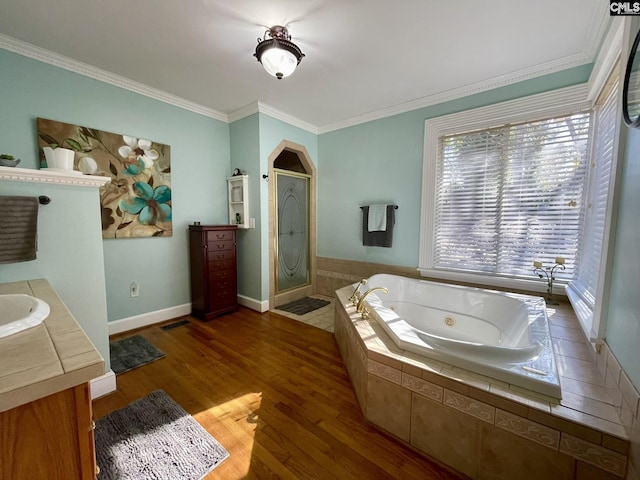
[189,224,238,320]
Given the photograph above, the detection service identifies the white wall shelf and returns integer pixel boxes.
[227,175,249,229]
[0,166,111,187]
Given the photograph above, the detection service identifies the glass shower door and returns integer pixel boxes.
[275,170,309,293]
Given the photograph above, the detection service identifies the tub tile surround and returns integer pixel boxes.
[334,283,638,479]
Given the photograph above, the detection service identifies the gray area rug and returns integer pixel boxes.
[95,390,229,480]
[278,297,330,315]
[109,335,166,375]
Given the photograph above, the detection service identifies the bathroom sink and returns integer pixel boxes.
[0,294,50,338]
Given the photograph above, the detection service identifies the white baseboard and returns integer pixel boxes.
[107,296,268,336]
[238,294,269,312]
[108,303,191,335]
[98,298,266,399]
[91,370,116,399]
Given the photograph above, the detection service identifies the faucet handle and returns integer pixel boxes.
[351,291,361,307]
[349,278,368,304]
[360,307,369,319]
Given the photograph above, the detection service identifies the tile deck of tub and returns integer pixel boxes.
[285,291,629,441]
[277,289,633,475]
[333,284,635,478]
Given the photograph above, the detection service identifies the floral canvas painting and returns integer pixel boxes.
[37,118,172,238]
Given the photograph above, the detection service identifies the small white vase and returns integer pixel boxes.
[43,147,75,170]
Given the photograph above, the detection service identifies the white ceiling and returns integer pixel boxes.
[0,0,608,131]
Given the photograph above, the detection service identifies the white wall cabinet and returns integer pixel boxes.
[227,175,249,229]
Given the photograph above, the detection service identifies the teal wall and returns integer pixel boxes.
[0,49,231,330]
[0,181,111,371]
[605,107,640,387]
[4,29,638,405]
[317,64,594,267]
[230,112,318,303]
[258,114,318,300]
[229,114,261,301]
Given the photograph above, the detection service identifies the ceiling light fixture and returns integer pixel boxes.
[254,25,305,80]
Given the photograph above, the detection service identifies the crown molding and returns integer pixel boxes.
[587,19,624,102]
[256,102,319,134]
[318,53,593,134]
[227,102,260,123]
[228,101,318,134]
[0,34,317,134]
[317,5,608,134]
[0,166,111,187]
[0,4,609,138]
[0,34,228,123]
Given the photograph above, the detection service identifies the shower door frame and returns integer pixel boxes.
[273,168,311,295]
[267,140,317,310]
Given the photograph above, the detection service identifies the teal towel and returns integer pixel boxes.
[0,196,39,264]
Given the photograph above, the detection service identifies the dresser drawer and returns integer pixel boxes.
[207,249,235,262]
[207,239,234,252]
[209,278,236,293]
[209,286,237,307]
[209,258,235,271]
[208,267,235,282]
[206,230,234,242]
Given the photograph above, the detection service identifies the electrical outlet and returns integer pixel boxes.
[130,282,139,298]
[249,217,255,228]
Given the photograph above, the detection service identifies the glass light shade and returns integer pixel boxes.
[260,47,298,79]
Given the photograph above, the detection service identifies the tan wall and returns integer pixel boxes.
[317,256,556,299]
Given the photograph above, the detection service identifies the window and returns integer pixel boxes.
[433,112,591,280]
[419,84,594,290]
[567,73,620,342]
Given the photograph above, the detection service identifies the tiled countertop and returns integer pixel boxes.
[0,279,104,412]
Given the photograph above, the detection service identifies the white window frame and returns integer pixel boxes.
[566,20,625,348]
[418,83,593,293]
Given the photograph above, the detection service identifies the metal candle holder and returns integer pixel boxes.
[533,258,565,305]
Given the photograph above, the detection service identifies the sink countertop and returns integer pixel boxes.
[0,279,104,412]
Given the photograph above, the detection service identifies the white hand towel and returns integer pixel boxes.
[367,204,388,232]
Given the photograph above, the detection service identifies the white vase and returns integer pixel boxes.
[43,147,75,170]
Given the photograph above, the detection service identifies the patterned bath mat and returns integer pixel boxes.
[95,390,229,479]
[109,335,165,375]
[278,297,330,315]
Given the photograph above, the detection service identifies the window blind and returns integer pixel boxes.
[570,79,619,308]
[434,112,591,280]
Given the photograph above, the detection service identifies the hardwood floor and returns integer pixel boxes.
[93,308,464,479]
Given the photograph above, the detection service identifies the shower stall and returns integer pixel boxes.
[274,169,310,293]
[267,141,317,309]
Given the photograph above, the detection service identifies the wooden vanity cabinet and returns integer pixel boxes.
[0,382,97,479]
[189,224,238,320]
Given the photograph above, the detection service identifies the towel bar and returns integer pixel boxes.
[360,205,398,209]
[38,196,51,205]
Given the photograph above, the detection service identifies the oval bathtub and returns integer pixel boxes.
[359,274,561,398]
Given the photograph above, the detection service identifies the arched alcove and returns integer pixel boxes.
[267,140,317,309]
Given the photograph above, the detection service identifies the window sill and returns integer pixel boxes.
[416,267,567,297]
[566,283,599,350]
